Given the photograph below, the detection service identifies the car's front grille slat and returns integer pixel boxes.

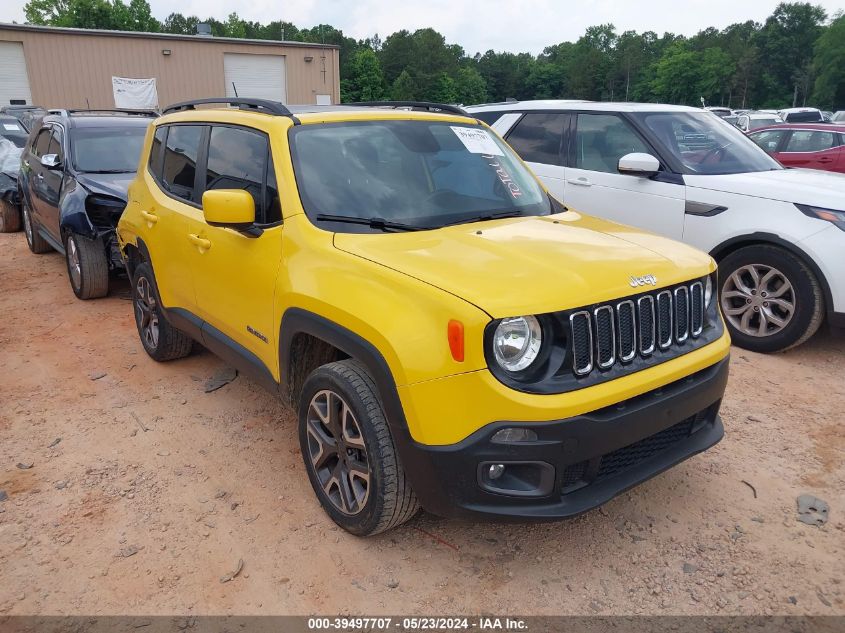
[568,279,708,379]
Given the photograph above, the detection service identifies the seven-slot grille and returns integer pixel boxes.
[571,280,706,377]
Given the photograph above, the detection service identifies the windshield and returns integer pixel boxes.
[634,112,782,175]
[784,112,823,123]
[289,120,550,232]
[71,126,147,173]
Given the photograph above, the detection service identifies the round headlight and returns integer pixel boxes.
[704,276,714,307]
[493,316,542,372]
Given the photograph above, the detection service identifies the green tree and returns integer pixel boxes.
[811,14,845,109]
[224,12,246,39]
[454,66,487,104]
[391,70,416,100]
[651,42,702,105]
[430,72,457,103]
[343,47,386,102]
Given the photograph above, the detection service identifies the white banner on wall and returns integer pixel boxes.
[112,76,159,110]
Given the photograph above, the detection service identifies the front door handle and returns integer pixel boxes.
[818,157,833,163]
[187,233,212,251]
[36,173,44,181]
[567,177,592,187]
[140,209,158,225]
[23,160,29,168]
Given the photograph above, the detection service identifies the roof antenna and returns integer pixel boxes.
[86,97,90,109]
[232,82,239,97]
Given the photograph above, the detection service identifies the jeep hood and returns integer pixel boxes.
[333,212,714,318]
[685,168,845,209]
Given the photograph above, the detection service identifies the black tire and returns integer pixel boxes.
[298,359,420,536]
[21,198,51,254]
[719,245,824,353]
[65,233,109,300]
[0,199,21,233]
[132,261,193,361]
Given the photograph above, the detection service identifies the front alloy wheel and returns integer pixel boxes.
[305,389,371,515]
[134,275,160,350]
[721,263,795,337]
[718,245,823,353]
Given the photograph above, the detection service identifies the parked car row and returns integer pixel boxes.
[3,97,737,536]
[467,100,845,353]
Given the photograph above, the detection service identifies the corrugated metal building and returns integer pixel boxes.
[0,23,341,109]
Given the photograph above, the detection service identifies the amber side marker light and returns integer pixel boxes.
[448,319,465,362]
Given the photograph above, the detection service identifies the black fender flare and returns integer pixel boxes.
[278,307,437,495]
[709,232,834,320]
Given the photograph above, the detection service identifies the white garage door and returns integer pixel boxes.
[224,53,286,103]
[0,41,33,106]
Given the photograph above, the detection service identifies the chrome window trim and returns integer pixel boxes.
[616,300,637,362]
[570,311,594,376]
[593,305,616,369]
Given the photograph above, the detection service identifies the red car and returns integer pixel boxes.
[748,123,845,174]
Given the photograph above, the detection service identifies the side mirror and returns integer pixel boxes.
[617,152,660,178]
[40,153,61,169]
[202,189,255,229]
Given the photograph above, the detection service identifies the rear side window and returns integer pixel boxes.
[506,113,567,166]
[148,126,167,176]
[574,114,650,173]
[473,111,503,126]
[203,125,280,224]
[161,125,204,203]
[32,127,51,157]
[784,131,835,152]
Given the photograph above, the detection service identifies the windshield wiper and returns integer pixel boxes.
[441,210,526,227]
[314,213,424,232]
[83,169,133,174]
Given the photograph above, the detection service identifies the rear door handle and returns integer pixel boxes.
[567,177,592,187]
[23,160,29,168]
[187,233,212,251]
[818,157,833,163]
[140,209,158,225]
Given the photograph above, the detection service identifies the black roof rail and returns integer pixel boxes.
[346,101,469,116]
[162,98,298,123]
[68,108,159,117]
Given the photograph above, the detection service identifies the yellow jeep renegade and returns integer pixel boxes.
[117,98,730,536]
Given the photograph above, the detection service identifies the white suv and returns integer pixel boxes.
[468,101,845,352]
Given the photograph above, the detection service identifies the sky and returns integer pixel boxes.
[2,0,844,55]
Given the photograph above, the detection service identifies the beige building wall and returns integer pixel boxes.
[0,24,340,109]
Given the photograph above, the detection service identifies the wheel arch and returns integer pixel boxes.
[278,308,409,434]
[122,237,152,280]
[709,232,833,320]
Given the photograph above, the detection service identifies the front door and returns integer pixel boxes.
[188,124,283,378]
[40,125,65,240]
[563,113,686,240]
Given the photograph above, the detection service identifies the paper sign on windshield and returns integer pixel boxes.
[450,126,504,156]
[3,124,20,131]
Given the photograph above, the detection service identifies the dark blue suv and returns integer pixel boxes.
[19,110,153,299]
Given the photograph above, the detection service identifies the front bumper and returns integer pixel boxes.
[396,357,729,520]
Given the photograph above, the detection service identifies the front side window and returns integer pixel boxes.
[33,127,51,157]
[749,130,788,153]
[289,120,550,232]
[783,131,835,153]
[161,124,204,202]
[636,112,782,175]
[574,114,651,173]
[48,127,64,162]
[506,113,568,166]
[203,126,279,224]
[71,126,147,173]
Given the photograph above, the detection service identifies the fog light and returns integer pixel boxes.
[488,464,506,480]
[491,427,538,444]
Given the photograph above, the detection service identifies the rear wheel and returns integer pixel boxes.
[21,198,51,254]
[0,200,21,233]
[719,245,823,352]
[65,233,109,299]
[132,261,193,361]
[299,359,419,536]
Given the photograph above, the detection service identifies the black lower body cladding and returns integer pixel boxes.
[393,358,729,521]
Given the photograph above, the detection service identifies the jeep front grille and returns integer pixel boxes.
[571,280,707,378]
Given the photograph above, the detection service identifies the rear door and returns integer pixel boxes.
[502,112,569,201]
[776,129,841,171]
[563,112,686,239]
[26,126,54,227]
